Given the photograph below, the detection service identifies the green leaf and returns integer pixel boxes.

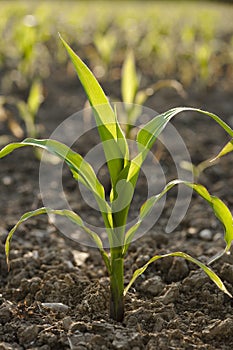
[5,207,110,272]
[59,35,129,188]
[124,251,232,297]
[94,32,117,65]
[189,183,233,252]
[123,180,233,256]
[123,107,233,187]
[0,138,112,229]
[121,50,139,104]
[123,180,180,255]
[212,139,233,161]
[137,107,233,155]
[16,79,43,139]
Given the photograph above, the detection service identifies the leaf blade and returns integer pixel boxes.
[5,207,110,272]
[124,251,232,297]
[0,138,112,229]
[123,180,233,256]
[59,35,129,188]
[212,139,233,161]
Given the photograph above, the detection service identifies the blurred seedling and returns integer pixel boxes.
[120,50,187,138]
[0,80,44,159]
[17,78,44,139]
[93,30,117,77]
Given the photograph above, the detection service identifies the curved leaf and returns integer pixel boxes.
[124,251,232,297]
[5,207,110,272]
[189,183,233,252]
[123,180,233,256]
[124,107,233,185]
[123,180,180,255]
[115,108,233,238]
[0,138,112,229]
[137,107,233,154]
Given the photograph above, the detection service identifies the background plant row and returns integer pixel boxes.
[0,1,233,92]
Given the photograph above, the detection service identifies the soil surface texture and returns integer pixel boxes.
[0,68,233,349]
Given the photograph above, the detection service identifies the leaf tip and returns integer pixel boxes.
[222,284,232,298]
[58,33,65,44]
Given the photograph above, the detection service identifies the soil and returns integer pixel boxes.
[0,66,233,349]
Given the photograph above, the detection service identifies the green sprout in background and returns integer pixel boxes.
[120,50,186,138]
[0,79,44,156]
[93,30,117,75]
[0,37,233,322]
[1,2,233,90]
[17,78,44,139]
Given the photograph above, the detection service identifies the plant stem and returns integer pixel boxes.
[109,247,124,322]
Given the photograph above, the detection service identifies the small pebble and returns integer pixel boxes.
[213,232,223,241]
[72,251,89,267]
[41,302,70,312]
[2,176,12,186]
[187,227,197,235]
[199,229,213,241]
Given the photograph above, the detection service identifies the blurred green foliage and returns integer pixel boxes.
[0,0,233,91]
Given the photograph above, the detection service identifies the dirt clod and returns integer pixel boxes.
[18,325,39,345]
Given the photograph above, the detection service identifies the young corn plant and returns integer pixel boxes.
[17,78,44,140]
[17,79,44,160]
[0,80,43,148]
[1,37,233,322]
[93,30,117,73]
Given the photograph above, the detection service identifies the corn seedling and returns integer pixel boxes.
[2,80,44,158]
[1,37,233,322]
[0,97,22,145]
[93,30,117,73]
[0,80,43,141]
[120,50,186,138]
[17,79,44,139]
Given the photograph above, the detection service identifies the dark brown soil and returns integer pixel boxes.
[0,68,233,349]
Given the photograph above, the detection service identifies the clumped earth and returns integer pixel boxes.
[0,68,233,349]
